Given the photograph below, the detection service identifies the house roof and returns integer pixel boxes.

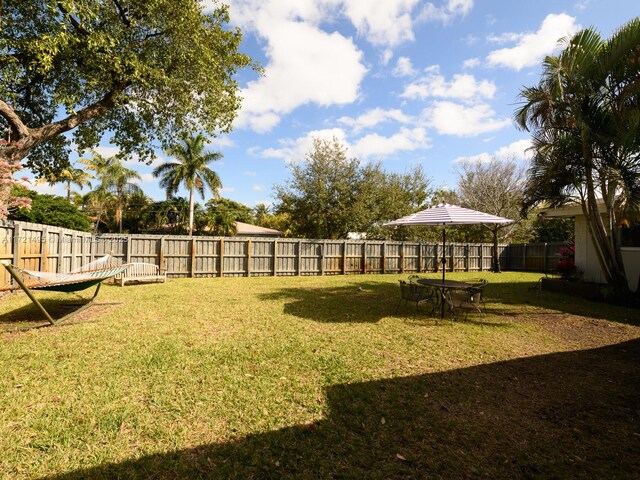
[539,200,607,218]
[235,221,283,237]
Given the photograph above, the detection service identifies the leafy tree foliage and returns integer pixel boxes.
[274,138,431,239]
[529,217,575,243]
[0,1,255,175]
[9,186,91,231]
[81,151,141,233]
[457,157,525,271]
[515,20,640,295]
[38,165,93,200]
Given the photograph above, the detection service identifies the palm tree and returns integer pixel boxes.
[514,20,640,296]
[153,133,222,235]
[80,151,141,233]
[39,165,94,201]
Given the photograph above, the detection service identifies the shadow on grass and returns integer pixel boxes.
[42,339,640,479]
[258,281,446,324]
[0,292,102,330]
[486,280,640,326]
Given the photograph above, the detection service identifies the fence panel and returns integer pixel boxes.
[1,221,570,286]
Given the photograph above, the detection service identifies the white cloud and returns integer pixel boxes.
[418,0,474,24]
[261,128,348,163]
[454,139,533,163]
[242,171,257,177]
[220,187,236,194]
[207,136,235,148]
[401,65,496,101]
[423,101,511,136]
[574,0,590,11]
[392,56,417,77]
[252,184,265,191]
[462,57,480,69]
[338,108,411,133]
[380,48,394,65]
[486,13,580,70]
[232,14,367,133]
[339,0,420,47]
[486,32,525,44]
[351,127,430,159]
[227,0,428,133]
[139,173,156,184]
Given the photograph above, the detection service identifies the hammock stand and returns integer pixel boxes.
[1,257,130,326]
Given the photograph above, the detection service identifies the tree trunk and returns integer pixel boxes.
[492,227,501,273]
[117,187,123,234]
[188,186,195,236]
[581,130,629,296]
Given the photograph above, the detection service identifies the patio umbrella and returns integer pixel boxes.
[383,202,513,283]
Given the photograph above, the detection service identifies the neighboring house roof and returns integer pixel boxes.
[539,200,607,218]
[234,221,283,237]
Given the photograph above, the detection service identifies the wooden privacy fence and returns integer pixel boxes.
[1,221,567,285]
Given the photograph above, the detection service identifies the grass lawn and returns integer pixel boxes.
[0,272,639,479]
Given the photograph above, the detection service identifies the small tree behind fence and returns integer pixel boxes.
[1,221,566,285]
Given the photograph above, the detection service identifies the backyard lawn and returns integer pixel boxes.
[0,272,639,479]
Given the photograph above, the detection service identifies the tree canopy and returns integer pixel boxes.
[274,137,431,239]
[515,19,640,295]
[0,0,256,176]
[10,186,92,231]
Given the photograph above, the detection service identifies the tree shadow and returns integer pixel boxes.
[0,292,101,330]
[42,339,640,479]
[257,281,464,324]
[487,280,640,326]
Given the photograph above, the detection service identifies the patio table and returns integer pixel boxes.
[417,278,473,318]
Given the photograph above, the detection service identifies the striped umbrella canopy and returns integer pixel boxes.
[384,203,513,281]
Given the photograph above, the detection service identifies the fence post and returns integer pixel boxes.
[297,240,302,276]
[342,240,347,275]
[12,222,21,268]
[158,237,165,270]
[246,239,252,277]
[39,226,49,272]
[479,244,484,272]
[543,242,548,273]
[417,243,422,273]
[125,234,132,264]
[272,239,278,276]
[362,241,367,274]
[400,243,405,273]
[522,243,527,271]
[190,238,197,277]
[320,241,326,275]
[56,231,63,274]
[382,241,387,274]
[219,238,224,277]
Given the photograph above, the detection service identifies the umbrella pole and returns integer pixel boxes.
[441,227,446,318]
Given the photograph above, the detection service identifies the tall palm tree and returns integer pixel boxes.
[514,20,640,295]
[153,133,223,235]
[39,165,94,201]
[80,151,142,233]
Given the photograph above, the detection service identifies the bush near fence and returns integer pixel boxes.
[1,221,566,285]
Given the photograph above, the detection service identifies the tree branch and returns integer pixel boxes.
[111,0,131,27]
[56,2,90,36]
[34,82,129,140]
[0,99,30,139]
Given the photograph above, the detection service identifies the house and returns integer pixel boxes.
[541,203,640,292]
[234,221,283,238]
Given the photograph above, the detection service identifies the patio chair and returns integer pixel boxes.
[445,280,488,321]
[396,280,436,314]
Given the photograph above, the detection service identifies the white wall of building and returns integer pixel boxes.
[574,216,639,292]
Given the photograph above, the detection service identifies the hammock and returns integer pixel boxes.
[1,255,130,326]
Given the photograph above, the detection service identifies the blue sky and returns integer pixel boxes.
[31,0,640,209]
